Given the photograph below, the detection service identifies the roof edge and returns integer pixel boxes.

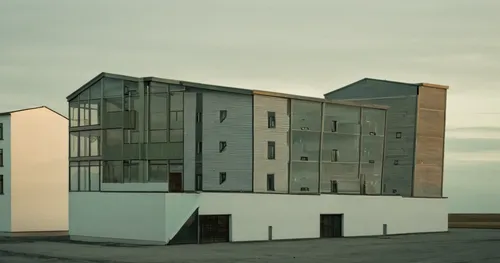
[0,106,67,119]
[66,72,141,101]
[419,83,449,90]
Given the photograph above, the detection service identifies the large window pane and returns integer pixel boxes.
[90,165,100,191]
[69,101,79,127]
[291,130,321,161]
[104,98,122,112]
[362,108,386,136]
[149,161,168,182]
[89,80,102,99]
[89,99,101,125]
[170,111,183,129]
[170,129,183,142]
[170,92,184,111]
[70,166,79,191]
[290,162,319,193]
[291,100,322,131]
[103,161,123,183]
[103,129,123,158]
[70,132,79,157]
[103,78,123,97]
[89,130,101,156]
[79,131,90,157]
[150,130,167,143]
[324,104,361,134]
[79,89,90,126]
[79,165,89,191]
[322,133,359,163]
[150,93,168,129]
[124,160,141,183]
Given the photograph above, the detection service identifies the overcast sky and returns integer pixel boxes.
[1,0,499,212]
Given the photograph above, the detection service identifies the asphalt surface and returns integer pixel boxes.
[0,229,498,263]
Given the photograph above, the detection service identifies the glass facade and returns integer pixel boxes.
[68,76,185,192]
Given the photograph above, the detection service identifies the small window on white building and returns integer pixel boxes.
[219,110,227,123]
[0,123,3,140]
[267,141,276,160]
[219,172,227,184]
[267,174,275,191]
[219,141,227,153]
[331,120,338,132]
[195,174,203,191]
[0,175,3,195]
[0,149,3,167]
[331,149,339,162]
[268,112,276,128]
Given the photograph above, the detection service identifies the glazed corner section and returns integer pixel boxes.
[69,192,448,245]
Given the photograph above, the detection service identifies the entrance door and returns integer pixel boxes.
[169,173,183,192]
[320,214,343,238]
[199,215,230,244]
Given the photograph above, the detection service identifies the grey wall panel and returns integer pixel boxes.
[183,92,197,191]
[202,92,253,191]
[253,95,289,193]
[324,79,418,100]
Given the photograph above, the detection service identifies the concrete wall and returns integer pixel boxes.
[0,115,12,232]
[202,92,253,191]
[10,108,68,232]
[69,192,168,244]
[198,193,448,241]
[253,95,289,193]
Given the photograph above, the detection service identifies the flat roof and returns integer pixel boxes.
[67,72,388,110]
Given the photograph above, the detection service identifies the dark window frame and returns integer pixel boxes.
[267,173,275,191]
[267,112,276,128]
[330,180,338,193]
[219,110,227,123]
[196,142,203,154]
[0,174,3,195]
[396,132,402,139]
[267,141,276,160]
[219,172,227,184]
[0,123,3,140]
[331,149,339,162]
[196,112,202,123]
[0,149,3,167]
[219,141,227,153]
[195,173,203,191]
[331,120,338,132]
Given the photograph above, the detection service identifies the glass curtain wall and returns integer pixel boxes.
[360,108,386,195]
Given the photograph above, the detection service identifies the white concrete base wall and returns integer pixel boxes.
[69,192,447,244]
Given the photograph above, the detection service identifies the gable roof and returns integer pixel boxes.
[0,106,67,120]
[67,72,388,110]
[324,77,449,97]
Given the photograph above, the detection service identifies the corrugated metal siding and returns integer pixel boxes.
[183,92,197,191]
[325,79,418,100]
[253,95,289,193]
[202,92,253,191]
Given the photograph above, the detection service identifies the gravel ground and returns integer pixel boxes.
[0,229,499,263]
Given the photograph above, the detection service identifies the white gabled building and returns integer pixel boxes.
[67,73,448,245]
[0,106,68,235]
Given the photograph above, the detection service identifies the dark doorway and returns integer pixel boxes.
[320,214,343,238]
[169,209,199,245]
[169,173,183,192]
[199,215,230,244]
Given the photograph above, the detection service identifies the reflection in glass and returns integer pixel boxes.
[170,129,183,142]
[362,108,386,136]
[69,101,79,127]
[79,165,89,191]
[89,130,101,156]
[103,161,123,183]
[89,99,101,125]
[150,93,168,130]
[150,130,167,143]
[70,132,79,157]
[103,78,123,98]
[291,131,321,161]
[105,98,122,112]
[291,100,322,131]
[70,166,79,191]
[323,104,361,134]
[124,160,140,183]
[89,80,102,99]
[79,131,90,157]
[149,161,168,182]
[103,129,123,158]
[290,162,319,193]
[322,133,359,163]
[90,165,100,191]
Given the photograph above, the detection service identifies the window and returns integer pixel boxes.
[394,160,399,165]
[148,161,168,182]
[196,174,203,191]
[330,180,338,193]
[0,149,3,167]
[0,175,3,194]
[219,110,227,123]
[267,112,276,128]
[331,120,338,132]
[196,142,203,154]
[331,149,339,162]
[196,112,202,123]
[0,123,3,140]
[267,174,275,191]
[219,172,226,184]
[219,141,227,152]
[267,141,276,160]
[396,132,402,139]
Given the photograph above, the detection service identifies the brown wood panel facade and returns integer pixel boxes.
[413,86,447,197]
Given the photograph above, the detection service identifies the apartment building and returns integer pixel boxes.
[0,106,68,235]
[67,73,448,245]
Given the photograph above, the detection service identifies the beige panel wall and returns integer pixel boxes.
[10,108,68,232]
[253,95,289,193]
[413,86,447,197]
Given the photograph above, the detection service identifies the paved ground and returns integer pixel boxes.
[0,229,499,263]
